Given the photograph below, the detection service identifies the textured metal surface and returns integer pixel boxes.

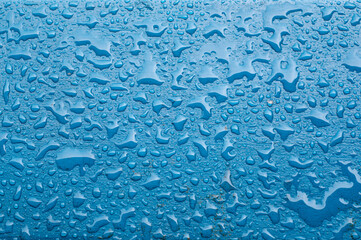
[0,1,361,239]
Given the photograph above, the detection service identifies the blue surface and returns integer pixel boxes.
[0,1,361,239]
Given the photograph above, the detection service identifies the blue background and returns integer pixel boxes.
[0,1,361,239]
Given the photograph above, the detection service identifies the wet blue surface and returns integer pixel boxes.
[0,1,361,239]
